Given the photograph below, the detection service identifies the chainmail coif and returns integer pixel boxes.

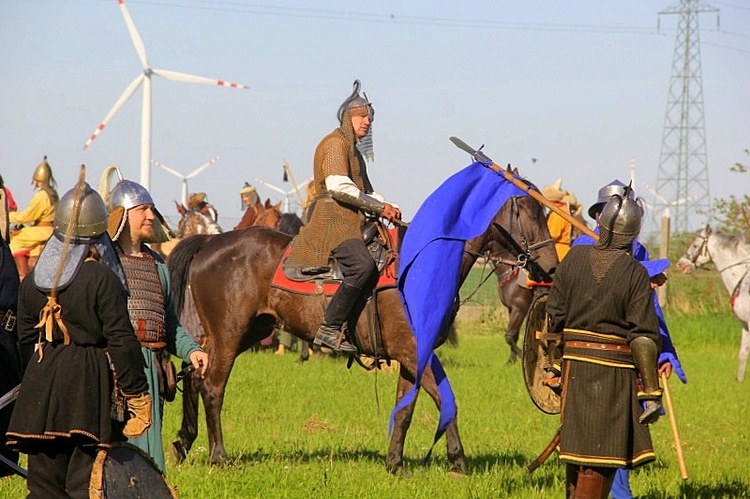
[589,226,635,283]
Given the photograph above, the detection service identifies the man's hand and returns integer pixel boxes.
[658,361,673,379]
[381,203,401,222]
[189,350,209,378]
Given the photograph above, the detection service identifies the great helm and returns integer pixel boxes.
[597,188,644,238]
[32,156,55,186]
[55,182,108,240]
[588,179,635,219]
[109,179,155,211]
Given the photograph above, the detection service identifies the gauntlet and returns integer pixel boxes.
[631,337,663,425]
[122,392,153,439]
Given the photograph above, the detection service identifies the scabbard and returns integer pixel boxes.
[526,427,561,474]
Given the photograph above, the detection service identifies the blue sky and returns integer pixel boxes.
[1,1,748,236]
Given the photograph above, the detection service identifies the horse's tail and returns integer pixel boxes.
[168,235,210,315]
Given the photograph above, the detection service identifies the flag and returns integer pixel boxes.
[394,161,527,449]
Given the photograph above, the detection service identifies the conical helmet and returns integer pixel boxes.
[109,179,155,211]
[598,188,644,238]
[336,80,374,124]
[55,182,108,239]
[32,156,54,186]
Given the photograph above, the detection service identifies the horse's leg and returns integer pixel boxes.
[169,363,202,463]
[737,324,750,382]
[200,345,238,465]
[418,364,468,474]
[296,340,310,363]
[386,365,419,475]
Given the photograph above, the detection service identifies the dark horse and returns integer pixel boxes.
[490,209,588,364]
[167,187,557,473]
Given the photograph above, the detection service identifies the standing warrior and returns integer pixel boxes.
[108,179,209,473]
[286,80,401,353]
[234,182,261,230]
[546,189,663,498]
[7,183,150,497]
[9,157,59,280]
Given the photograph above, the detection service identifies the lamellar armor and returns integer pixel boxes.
[119,252,166,348]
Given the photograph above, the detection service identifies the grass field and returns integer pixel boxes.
[3,268,749,498]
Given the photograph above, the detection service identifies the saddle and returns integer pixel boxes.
[274,220,398,296]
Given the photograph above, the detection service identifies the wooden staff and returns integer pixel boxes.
[661,372,688,479]
[449,136,597,240]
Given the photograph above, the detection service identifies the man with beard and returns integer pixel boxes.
[107,179,209,473]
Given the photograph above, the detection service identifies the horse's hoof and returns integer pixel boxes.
[210,452,230,466]
[449,459,469,475]
[168,441,187,463]
[386,465,411,477]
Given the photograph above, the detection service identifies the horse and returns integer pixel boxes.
[166,186,558,474]
[487,206,586,364]
[151,204,223,259]
[676,224,750,381]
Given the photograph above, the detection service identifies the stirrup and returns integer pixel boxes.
[313,325,357,354]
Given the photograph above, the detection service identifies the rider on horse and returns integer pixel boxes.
[286,80,401,353]
[186,192,218,223]
[234,182,261,230]
[9,157,58,280]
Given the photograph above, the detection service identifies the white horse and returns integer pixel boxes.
[677,224,750,381]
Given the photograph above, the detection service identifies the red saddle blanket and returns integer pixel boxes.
[271,244,397,296]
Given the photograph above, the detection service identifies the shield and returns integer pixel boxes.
[89,442,177,498]
[522,292,562,415]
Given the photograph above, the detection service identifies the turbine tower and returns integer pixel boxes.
[654,0,718,233]
[83,0,248,190]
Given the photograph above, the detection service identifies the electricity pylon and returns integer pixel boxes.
[654,0,718,233]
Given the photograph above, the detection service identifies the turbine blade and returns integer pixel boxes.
[152,159,185,179]
[186,156,220,179]
[83,74,144,149]
[255,178,286,195]
[118,0,150,68]
[152,68,249,89]
[641,180,667,205]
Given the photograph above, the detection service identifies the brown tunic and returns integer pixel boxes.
[546,245,661,469]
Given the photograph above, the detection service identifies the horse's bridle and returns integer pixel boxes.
[490,195,554,282]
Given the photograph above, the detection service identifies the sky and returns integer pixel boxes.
[1,0,748,238]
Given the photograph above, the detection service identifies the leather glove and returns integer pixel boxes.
[123,392,153,439]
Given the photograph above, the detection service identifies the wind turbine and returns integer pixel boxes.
[152,156,220,205]
[256,161,312,214]
[642,181,700,220]
[83,0,248,190]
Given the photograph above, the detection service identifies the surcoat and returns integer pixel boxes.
[119,252,166,348]
[9,189,57,257]
[286,128,368,267]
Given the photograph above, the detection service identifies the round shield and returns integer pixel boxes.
[89,442,177,498]
[522,292,562,415]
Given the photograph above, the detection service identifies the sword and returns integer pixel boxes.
[0,384,19,411]
[0,386,26,478]
[449,137,597,240]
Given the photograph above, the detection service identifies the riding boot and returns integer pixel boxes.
[314,282,362,354]
[631,336,663,425]
[13,255,29,281]
[568,465,614,499]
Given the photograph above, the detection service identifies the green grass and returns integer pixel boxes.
[3,270,749,498]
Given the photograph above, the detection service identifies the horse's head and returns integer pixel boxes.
[676,224,713,273]
[481,186,558,283]
[177,210,223,238]
[253,202,283,230]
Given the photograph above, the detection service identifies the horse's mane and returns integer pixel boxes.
[713,230,750,257]
[278,213,304,236]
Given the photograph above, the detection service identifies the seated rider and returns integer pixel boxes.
[286,80,401,353]
[541,178,582,262]
[234,182,261,230]
[9,157,58,280]
[186,192,218,222]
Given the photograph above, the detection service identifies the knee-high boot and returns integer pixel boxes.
[313,282,363,353]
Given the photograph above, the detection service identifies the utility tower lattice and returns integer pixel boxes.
[654,0,718,233]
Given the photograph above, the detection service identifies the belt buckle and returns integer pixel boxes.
[3,310,16,332]
[2,310,16,331]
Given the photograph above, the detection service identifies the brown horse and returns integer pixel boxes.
[167,190,557,473]
[489,208,588,364]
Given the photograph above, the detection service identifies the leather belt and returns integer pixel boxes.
[1,309,17,331]
[35,221,54,227]
[565,340,631,353]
